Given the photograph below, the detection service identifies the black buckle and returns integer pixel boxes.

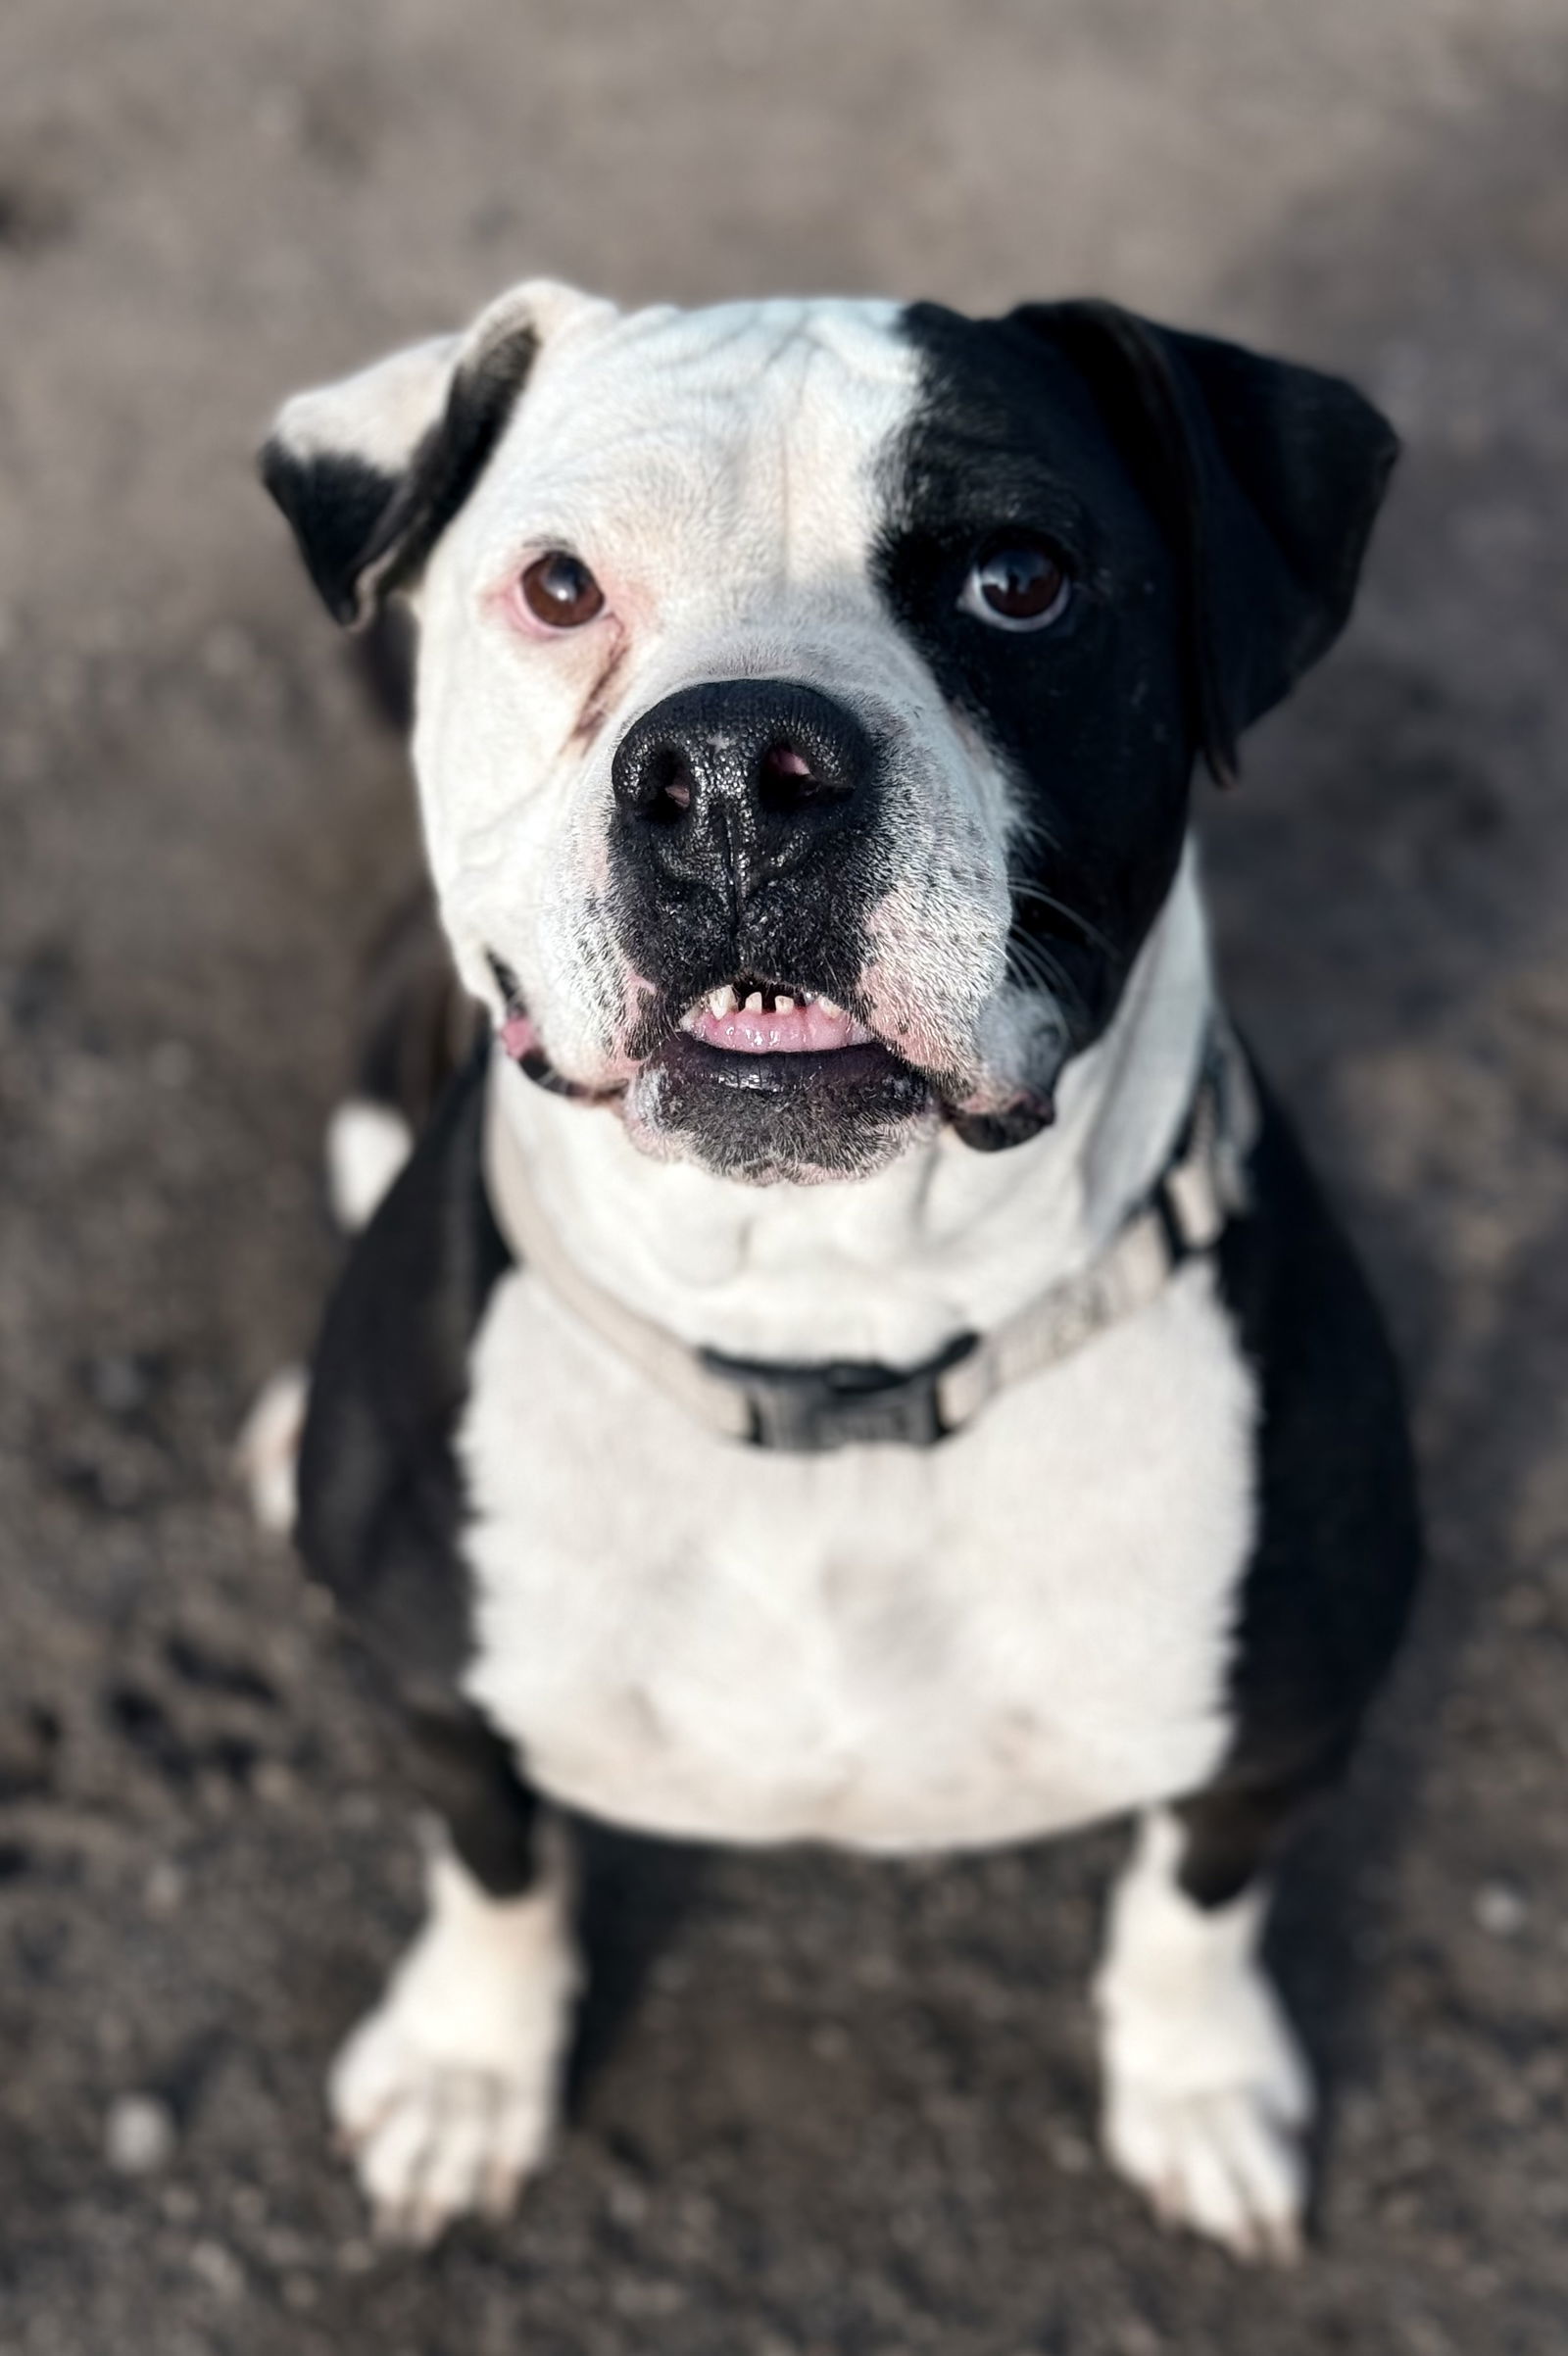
[701,1333,978,1452]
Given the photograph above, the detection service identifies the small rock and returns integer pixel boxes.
[1474,1881,1528,1939]
[251,1758,298,1807]
[190,2238,245,2300]
[143,1859,185,1916]
[89,1352,151,1417]
[105,2091,176,2176]
[1046,2126,1093,2175]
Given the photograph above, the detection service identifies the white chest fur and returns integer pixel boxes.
[458,1252,1255,1855]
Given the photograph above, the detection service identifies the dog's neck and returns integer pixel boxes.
[492,843,1216,1367]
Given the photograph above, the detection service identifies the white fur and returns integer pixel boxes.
[463,1252,1250,1853]
[459,859,1255,1856]
[1096,1811,1311,2263]
[325,1098,415,1231]
[234,1360,309,1536]
[273,335,461,480]
[329,1832,579,2246]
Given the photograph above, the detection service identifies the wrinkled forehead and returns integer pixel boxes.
[448,297,921,585]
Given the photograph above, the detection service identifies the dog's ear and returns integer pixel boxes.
[260,279,609,627]
[1015,301,1398,784]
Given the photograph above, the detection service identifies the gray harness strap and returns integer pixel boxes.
[482,1022,1257,1453]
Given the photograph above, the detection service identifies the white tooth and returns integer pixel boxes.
[817,996,843,1017]
[709,986,736,1017]
[745,991,764,1012]
[774,994,796,1014]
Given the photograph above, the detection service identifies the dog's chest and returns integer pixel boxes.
[458,1261,1255,1852]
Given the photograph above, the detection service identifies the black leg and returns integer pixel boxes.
[1172,1746,1348,1911]
[403,1699,542,1898]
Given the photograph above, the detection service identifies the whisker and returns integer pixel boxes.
[1005,933,1068,997]
[1004,928,1090,1030]
[1006,807,1063,860]
[1005,876,1115,957]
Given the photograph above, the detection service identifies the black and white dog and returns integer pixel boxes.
[257,281,1420,2263]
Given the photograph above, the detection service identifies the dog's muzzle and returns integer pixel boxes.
[601,676,940,1180]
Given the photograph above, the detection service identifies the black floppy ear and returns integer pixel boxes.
[260,279,608,627]
[1015,301,1398,784]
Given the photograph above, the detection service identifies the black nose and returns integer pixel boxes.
[612,678,873,901]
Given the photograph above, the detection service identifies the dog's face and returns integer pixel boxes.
[265,281,1395,1184]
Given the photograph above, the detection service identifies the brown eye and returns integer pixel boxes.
[960,538,1070,632]
[519,550,605,629]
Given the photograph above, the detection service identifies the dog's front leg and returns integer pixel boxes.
[330,1706,580,2246]
[1093,1807,1311,2265]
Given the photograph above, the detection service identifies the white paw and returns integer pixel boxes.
[330,2018,558,2246]
[1102,2032,1311,2265]
[234,1363,309,1536]
[1096,1813,1314,2265]
[329,1847,578,2246]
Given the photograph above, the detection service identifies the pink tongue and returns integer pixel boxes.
[687,1000,875,1055]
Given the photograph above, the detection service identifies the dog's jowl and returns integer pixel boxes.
[260,282,1420,2260]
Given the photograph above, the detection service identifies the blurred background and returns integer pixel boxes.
[2,4,1567,2351]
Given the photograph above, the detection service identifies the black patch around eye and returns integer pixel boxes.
[873,301,1198,1059]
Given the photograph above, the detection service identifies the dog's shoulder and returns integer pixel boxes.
[295,1039,512,1688]
[1201,1051,1422,1841]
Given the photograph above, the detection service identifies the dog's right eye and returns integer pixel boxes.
[519,551,606,629]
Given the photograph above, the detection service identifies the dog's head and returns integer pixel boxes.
[264,281,1395,1185]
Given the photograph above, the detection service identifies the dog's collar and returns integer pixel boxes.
[481,1022,1257,1453]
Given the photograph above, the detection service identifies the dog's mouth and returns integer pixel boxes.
[490,955,905,1088]
[675,976,877,1056]
[486,953,1053,1170]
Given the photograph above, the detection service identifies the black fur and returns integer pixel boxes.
[1176,1065,1422,1907]
[258,450,399,628]
[295,1039,547,1891]
[1017,304,1399,786]
[876,302,1397,1107]
[296,1042,508,1696]
[260,318,538,626]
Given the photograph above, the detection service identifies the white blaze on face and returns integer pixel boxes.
[404,294,1018,1099]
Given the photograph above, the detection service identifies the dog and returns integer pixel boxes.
[257,280,1421,2263]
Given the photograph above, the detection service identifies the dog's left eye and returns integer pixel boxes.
[519,550,606,629]
[959,538,1071,632]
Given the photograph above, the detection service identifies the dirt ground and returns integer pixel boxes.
[2,4,1568,2351]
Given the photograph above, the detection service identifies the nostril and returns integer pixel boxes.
[758,740,834,814]
[641,746,694,824]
